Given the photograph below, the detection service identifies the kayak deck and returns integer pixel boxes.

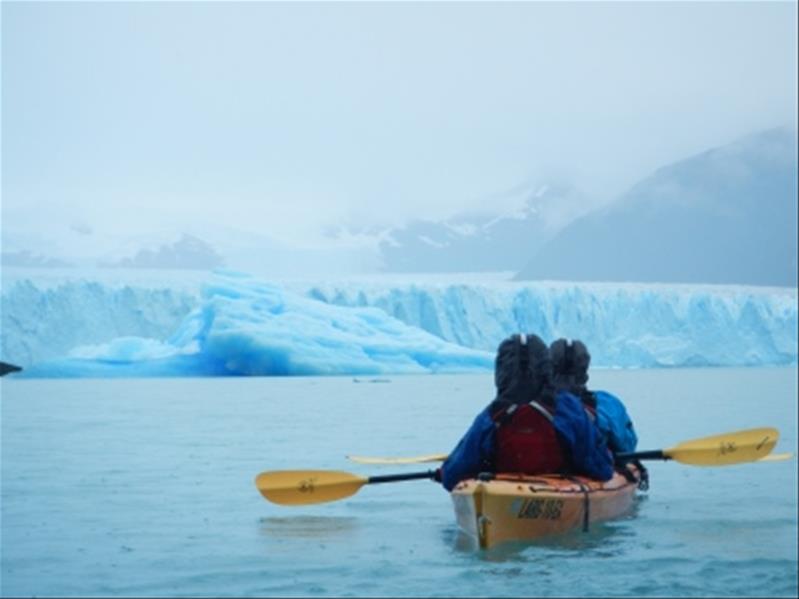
[451,465,641,549]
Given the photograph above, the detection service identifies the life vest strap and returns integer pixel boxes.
[528,400,554,423]
[493,398,555,427]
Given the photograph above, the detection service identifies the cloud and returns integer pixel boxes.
[2,1,796,267]
[70,222,93,236]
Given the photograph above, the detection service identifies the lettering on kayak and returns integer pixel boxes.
[718,442,737,456]
[515,498,563,520]
[298,478,317,493]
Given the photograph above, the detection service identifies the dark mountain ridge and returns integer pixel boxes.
[515,127,798,287]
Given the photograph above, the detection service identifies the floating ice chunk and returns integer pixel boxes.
[16,272,493,377]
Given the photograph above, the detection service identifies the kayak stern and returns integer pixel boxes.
[451,466,641,549]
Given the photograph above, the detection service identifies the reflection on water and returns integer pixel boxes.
[258,515,360,540]
[447,527,481,553]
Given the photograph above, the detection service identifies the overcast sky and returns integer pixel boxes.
[2,1,797,259]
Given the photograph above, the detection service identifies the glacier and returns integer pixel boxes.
[1,268,796,377]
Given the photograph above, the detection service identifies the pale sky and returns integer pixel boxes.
[2,1,797,261]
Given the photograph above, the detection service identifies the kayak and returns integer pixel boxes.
[256,428,779,551]
[450,465,642,548]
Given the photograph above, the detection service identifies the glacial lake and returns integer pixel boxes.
[1,367,797,597]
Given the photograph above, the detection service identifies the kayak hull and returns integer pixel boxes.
[450,466,641,549]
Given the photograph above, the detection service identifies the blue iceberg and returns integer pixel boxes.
[15,271,493,377]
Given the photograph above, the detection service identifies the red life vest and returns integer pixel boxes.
[493,400,565,474]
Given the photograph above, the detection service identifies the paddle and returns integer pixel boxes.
[758,452,793,462]
[348,427,782,467]
[255,469,436,506]
[257,428,782,506]
[615,427,779,466]
[347,453,449,465]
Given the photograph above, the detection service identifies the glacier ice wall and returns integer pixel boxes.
[298,279,797,368]
[296,282,797,368]
[1,269,796,377]
[2,271,492,377]
[1,278,198,366]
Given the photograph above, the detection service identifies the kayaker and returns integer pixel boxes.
[436,333,614,492]
[549,338,638,455]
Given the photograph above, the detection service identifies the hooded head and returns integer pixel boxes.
[550,338,591,393]
[494,333,552,404]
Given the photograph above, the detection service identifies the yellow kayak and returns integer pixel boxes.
[451,465,642,548]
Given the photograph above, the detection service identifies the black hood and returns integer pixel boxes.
[550,338,591,392]
[494,333,552,404]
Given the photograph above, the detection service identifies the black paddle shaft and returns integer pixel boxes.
[367,470,437,484]
[616,449,668,462]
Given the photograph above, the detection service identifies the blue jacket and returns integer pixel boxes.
[593,390,638,455]
[440,391,614,491]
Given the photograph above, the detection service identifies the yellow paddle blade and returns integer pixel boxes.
[664,427,779,466]
[758,452,794,462]
[255,470,368,506]
[347,453,448,465]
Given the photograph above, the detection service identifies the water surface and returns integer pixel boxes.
[2,368,797,597]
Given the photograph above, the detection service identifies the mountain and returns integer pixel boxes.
[1,250,73,268]
[378,183,595,272]
[515,127,798,287]
[100,233,225,270]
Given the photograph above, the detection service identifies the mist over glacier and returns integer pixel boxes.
[1,269,795,377]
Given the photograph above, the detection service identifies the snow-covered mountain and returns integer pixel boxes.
[0,250,73,268]
[376,183,595,272]
[99,234,225,270]
[1,222,380,278]
[515,127,799,286]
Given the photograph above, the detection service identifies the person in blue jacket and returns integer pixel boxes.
[549,338,638,456]
[437,333,614,492]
